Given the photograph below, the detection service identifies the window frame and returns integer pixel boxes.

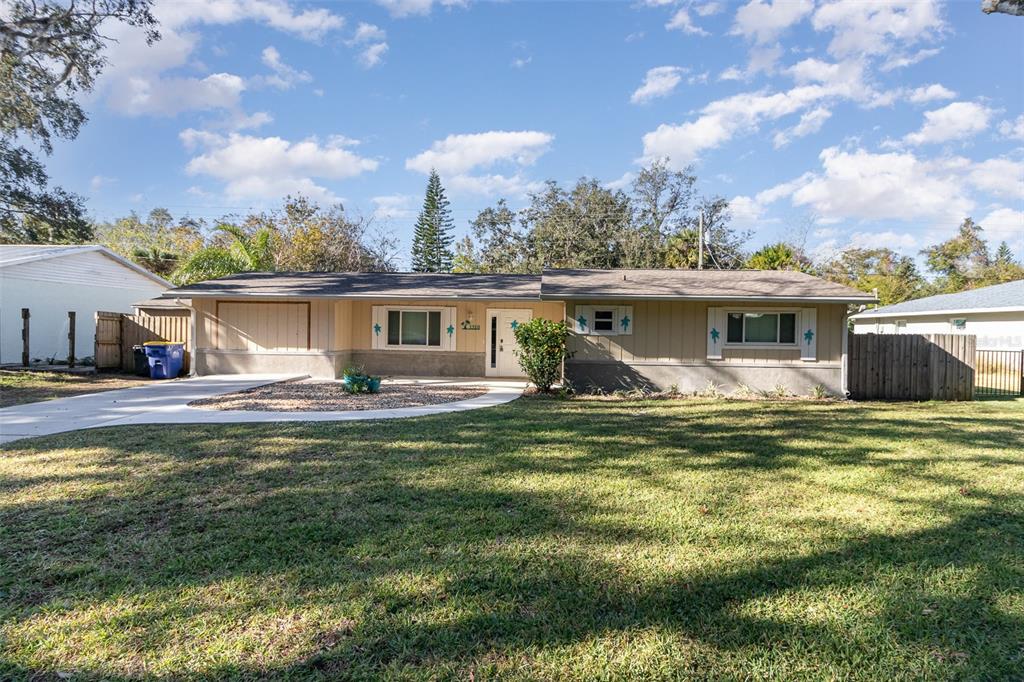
[591,307,619,335]
[949,317,968,332]
[384,307,446,350]
[723,308,801,349]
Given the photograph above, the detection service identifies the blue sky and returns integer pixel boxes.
[48,0,1024,267]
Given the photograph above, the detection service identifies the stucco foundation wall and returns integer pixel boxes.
[349,350,484,377]
[566,361,843,395]
[196,350,349,378]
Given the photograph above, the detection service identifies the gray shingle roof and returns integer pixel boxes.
[162,271,543,300]
[540,268,876,302]
[851,279,1024,318]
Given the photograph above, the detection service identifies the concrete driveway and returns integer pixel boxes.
[1,375,527,445]
[0,375,299,445]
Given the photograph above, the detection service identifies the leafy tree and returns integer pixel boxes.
[922,217,992,292]
[1,0,159,241]
[451,235,480,273]
[625,160,697,268]
[411,170,455,272]
[512,317,570,393]
[662,198,748,269]
[745,242,813,271]
[525,179,631,269]
[985,241,1024,284]
[468,199,531,273]
[171,225,276,284]
[96,208,205,276]
[821,247,925,306]
[267,196,397,272]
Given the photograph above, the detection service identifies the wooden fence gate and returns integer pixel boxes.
[848,333,975,401]
[94,310,191,373]
[975,350,1024,396]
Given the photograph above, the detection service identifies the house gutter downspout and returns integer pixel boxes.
[175,298,198,377]
[841,309,850,398]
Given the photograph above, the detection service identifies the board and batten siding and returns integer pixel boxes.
[194,299,335,352]
[567,300,845,365]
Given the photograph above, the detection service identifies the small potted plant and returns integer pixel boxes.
[341,365,382,394]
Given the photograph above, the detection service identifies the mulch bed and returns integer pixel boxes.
[188,380,489,412]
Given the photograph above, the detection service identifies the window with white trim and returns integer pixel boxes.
[593,308,616,333]
[386,309,443,347]
[726,311,797,345]
[950,317,967,332]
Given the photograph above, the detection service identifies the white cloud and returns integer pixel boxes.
[967,158,1024,199]
[773,106,831,148]
[375,0,466,18]
[372,194,418,220]
[107,72,247,116]
[406,130,553,175]
[359,43,389,68]
[181,130,379,202]
[256,46,312,89]
[727,195,766,227]
[696,2,724,17]
[90,175,116,192]
[731,0,813,44]
[998,114,1024,141]
[786,147,974,224]
[811,0,944,59]
[604,172,636,191]
[640,65,880,167]
[511,56,532,69]
[99,0,344,117]
[902,101,993,146]
[666,8,708,36]
[631,66,687,104]
[719,66,743,81]
[907,83,956,104]
[978,208,1024,253]
[350,22,386,43]
[880,47,941,72]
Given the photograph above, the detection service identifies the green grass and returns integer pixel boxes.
[0,371,151,408]
[1,397,1022,680]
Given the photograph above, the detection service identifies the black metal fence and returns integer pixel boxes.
[975,350,1024,396]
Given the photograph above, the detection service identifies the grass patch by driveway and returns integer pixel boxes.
[0,371,153,408]
[1,398,1021,680]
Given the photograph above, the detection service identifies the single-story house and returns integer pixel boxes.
[0,244,170,365]
[850,279,1024,350]
[160,268,874,394]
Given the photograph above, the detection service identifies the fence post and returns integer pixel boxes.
[20,308,30,366]
[67,311,76,368]
[1020,350,1024,397]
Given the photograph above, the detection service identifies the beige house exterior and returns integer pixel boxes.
[164,269,874,394]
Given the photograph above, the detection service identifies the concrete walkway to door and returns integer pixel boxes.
[0,375,527,445]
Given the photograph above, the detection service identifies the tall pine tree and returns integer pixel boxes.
[411,170,455,272]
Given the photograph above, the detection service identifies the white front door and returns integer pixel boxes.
[486,309,532,377]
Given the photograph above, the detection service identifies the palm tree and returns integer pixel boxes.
[171,224,276,285]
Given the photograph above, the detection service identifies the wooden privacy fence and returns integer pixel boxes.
[975,349,1024,396]
[95,310,191,373]
[848,333,975,401]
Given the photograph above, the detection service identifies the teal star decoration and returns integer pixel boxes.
[510,320,519,330]
[710,327,720,343]
[447,324,455,336]
[576,315,587,331]
[373,323,381,336]
[620,315,630,331]
[804,328,814,344]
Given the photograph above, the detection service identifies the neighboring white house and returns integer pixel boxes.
[0,245,170,364]
[850,279,1024,351]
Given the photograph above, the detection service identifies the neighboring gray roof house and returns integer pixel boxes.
[850,279,1024,319]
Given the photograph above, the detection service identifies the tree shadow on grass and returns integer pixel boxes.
[1,399,1022,679]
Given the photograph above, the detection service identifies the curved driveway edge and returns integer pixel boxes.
[1,376,526,445]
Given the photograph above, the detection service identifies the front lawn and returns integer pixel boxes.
[0,370,153,408]
[1,398,1022,680]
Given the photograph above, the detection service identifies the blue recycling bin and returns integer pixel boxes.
[143,342,185,379]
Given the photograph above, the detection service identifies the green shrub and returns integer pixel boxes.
[512,318,570,392]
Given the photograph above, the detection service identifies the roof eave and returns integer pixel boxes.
[851,305,1024,319]
[541,292,876,303]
